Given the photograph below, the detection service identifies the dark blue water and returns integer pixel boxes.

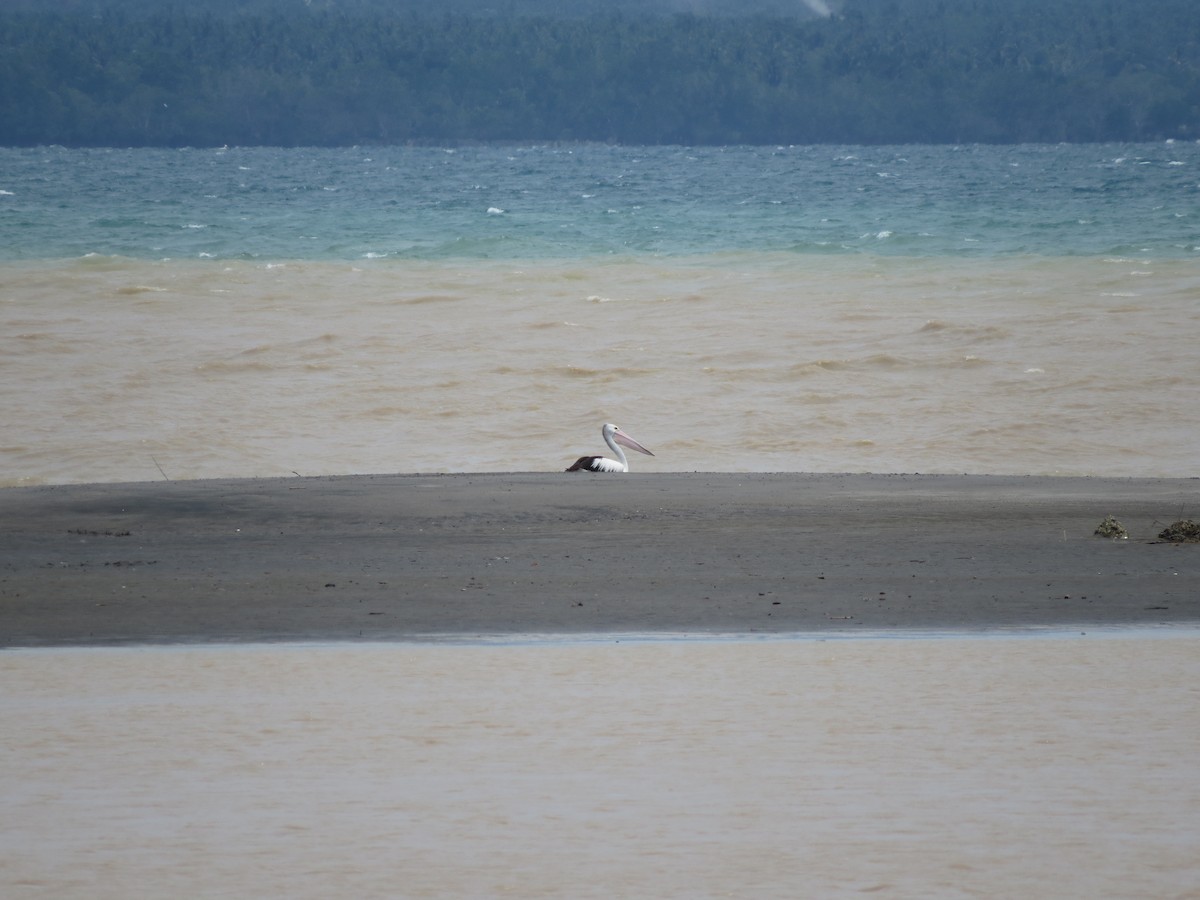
[1,143,1196,261]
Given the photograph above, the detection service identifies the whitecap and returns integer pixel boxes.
[0,189,13,195]
[487,207,504,215]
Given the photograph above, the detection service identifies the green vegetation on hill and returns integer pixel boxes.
[1,0,1196,146]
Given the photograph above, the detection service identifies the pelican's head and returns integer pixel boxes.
[604,423,654,457]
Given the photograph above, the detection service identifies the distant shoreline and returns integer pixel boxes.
[2,472,1197,648]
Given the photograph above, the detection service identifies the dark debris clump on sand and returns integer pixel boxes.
[1094,515,1128,540]
[1157,519,1200,543]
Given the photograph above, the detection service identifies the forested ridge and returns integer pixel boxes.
[2,0,1197,146]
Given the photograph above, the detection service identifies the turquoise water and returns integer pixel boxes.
[2,143,1197,261]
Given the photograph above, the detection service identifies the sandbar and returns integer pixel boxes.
[2,473,1197,647]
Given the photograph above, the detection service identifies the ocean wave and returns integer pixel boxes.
[115,285,169,295]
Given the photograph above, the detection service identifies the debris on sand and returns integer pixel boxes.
[1157,519,1200,543]
[1094,515,1128,540]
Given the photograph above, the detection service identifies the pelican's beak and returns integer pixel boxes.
[613,428,654,456]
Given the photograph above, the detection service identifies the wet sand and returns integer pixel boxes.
[2,473,1197,647]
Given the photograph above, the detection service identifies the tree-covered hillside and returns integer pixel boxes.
[1,0,1196,146]
[0,0,834,18]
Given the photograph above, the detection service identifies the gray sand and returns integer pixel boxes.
[2,473,1197,646]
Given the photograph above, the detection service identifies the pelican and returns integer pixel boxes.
[566,423,655,473]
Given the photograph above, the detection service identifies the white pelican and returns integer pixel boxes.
[566,423,655,473]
